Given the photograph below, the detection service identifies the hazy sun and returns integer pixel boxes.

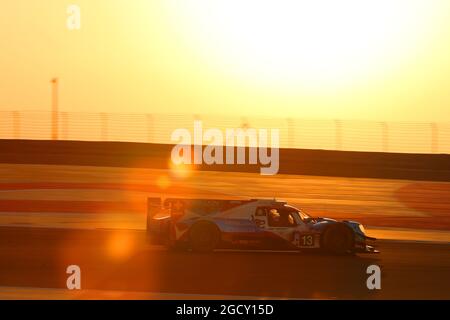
[167,0,436,90]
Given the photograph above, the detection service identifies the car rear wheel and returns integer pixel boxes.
[322,224,353,255]
[189,221,220,252]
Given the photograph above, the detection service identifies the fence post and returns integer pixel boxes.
[286,118,295,148]
[431,122,439,153]
[147,114,154,143]
[51,78,59,140]
[381,122,389,152]
[334,120,342,150]
[100,112,108,141]
[12,111,20,139]
[60,112,69,140]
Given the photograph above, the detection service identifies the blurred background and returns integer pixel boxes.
[1,1,450,146]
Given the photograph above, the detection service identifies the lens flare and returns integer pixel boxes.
[168,159,195,179]
[107,232,135,260]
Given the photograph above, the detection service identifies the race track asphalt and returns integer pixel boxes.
[0,227,449,299]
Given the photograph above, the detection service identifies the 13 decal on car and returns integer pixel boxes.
[292,232,315,248]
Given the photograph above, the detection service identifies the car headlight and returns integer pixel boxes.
[358,224,366,234]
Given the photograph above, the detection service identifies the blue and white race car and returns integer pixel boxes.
[147,197,378,254]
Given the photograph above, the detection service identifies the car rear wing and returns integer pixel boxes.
[147,197,163,218]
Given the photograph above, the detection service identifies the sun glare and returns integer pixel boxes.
[167,0,437,90]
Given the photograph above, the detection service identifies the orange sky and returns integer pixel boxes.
[1,0,450,121]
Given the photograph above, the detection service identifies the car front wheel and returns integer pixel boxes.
[322,224,354,255]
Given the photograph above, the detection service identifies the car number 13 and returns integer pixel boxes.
[293,233,315,247]
[302,235,314,246]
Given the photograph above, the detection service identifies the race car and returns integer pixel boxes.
[146,197,378,254]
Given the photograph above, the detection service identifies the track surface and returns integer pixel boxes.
[0,227,449,299]
[1,164,450,230]
[1,164,450,299]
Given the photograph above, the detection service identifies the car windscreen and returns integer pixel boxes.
[285,205,311,221]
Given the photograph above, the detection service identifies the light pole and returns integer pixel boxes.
[51,78,59,140]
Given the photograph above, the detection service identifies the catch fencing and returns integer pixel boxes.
[1,110,449,154]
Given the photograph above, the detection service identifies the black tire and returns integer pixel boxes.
[189,221,220,252]
[322,224,354,255]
